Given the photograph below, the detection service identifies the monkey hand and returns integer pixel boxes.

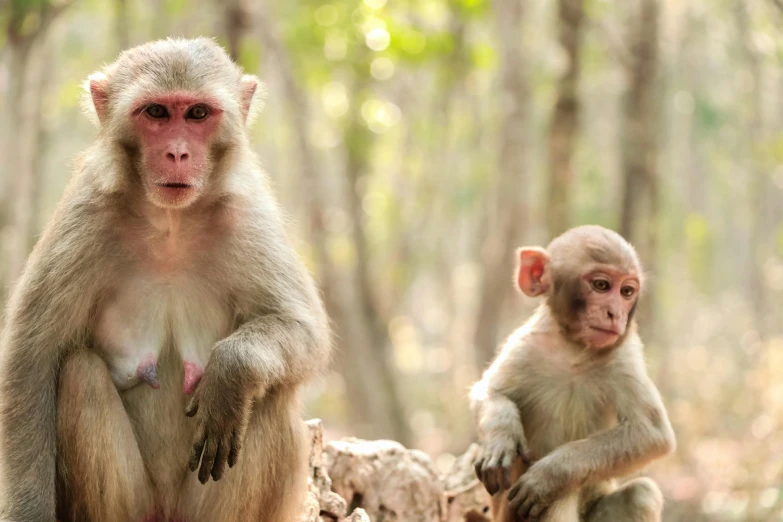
[474,430,530,495]
[185,355,254,484]
[507,457,570,522]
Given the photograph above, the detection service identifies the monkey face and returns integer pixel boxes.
[572,266,640,349]
[131,93,223,209]
[517,225,644,351]
[82,39,262,209]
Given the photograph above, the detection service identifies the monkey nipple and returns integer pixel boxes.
[183,361,204,396]
[135,359,160,389]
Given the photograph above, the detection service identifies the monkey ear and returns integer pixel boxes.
[516,247,551,297]
[240,74,266,126]
[81,72,109,126]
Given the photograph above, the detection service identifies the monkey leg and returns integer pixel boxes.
[178,389,308,522]
[56,349,155,522]
[584,477,663,522]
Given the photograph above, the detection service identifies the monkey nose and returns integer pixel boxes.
[166,150,190,163]
[165,142,190,164]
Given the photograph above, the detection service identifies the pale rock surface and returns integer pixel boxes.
[325,438,447,522]
[299,420,487,522]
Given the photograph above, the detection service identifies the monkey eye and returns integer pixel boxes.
[621,286,636,298]
[591,279,610,292]
[145,104,169,119]
[186,105,209,120]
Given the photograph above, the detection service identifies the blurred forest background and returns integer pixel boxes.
[1,0,783,520]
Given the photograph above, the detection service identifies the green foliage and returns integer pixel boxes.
[694,95,722,132]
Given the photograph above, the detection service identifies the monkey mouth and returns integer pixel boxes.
[590,326,619,336]
[155,182,192,189]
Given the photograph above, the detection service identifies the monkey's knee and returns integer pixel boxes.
[586,478,663,522]
[623,478,663,519]
[59,349,114,396]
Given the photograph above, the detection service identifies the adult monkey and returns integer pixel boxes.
[471,225,675,522]
[0,38,330,522]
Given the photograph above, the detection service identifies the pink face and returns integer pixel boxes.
[578,267,640,348]
[131,92,223,208]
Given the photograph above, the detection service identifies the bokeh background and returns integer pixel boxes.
[2,0,783,520]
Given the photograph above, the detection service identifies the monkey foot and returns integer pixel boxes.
[183,361,204,396]
[136,357,160,389]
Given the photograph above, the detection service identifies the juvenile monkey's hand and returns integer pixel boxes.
[507,457,569,522]
[474,430,530,495]
[185,351,254,484]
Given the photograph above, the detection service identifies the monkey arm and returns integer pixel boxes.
[0,199,107,520]
[537,372,676,491]
[214,201,331,394]
[210,310,329,395]
[470,346,531,495]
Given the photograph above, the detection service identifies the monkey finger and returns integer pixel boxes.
[500,455,513,490]
[210,440,227,481]
[198,436,219,484]
[483,463,499,495]
[474,459,484,482]
[185,395,199,417]
[517,443,532,465]
[516,496,535,522]
[527,503,546,521]
[227,428,240,468]
[189,423,207,472]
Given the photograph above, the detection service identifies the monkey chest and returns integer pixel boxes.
[519,371,617,457]
[94,272,233,391]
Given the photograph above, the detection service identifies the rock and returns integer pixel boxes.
[342,508,371,521]
[300,421,490,522]
[325,438,447,522]
[300,419,347,522]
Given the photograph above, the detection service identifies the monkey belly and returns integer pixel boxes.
[120,343,197,506]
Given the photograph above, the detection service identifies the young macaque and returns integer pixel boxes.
[471,225,675,522]
[0,38,330,522]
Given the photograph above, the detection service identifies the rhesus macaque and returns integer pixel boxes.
[471,225,675,522]
[0,38,330,522]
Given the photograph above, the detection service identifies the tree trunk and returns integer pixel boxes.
[618,0,660,335]
[736,0,769,339]
[473,0,530,370]
[223,0,250,62]
[256,2,411,445]
[342,105,413,446]
[2,2,70,294]
[2,38,35,290]
[545,0,585,238]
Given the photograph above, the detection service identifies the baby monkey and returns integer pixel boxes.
[471,225,675,522]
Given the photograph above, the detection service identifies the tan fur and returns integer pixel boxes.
[0,38,329,522]
[471,226,675,522]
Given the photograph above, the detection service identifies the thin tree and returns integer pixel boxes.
[256,1,411,445]
[736,0,770,339]
[546,0,585,238]
[618,0,660,334]
[473,0,530,369]
[1,0,72,296]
